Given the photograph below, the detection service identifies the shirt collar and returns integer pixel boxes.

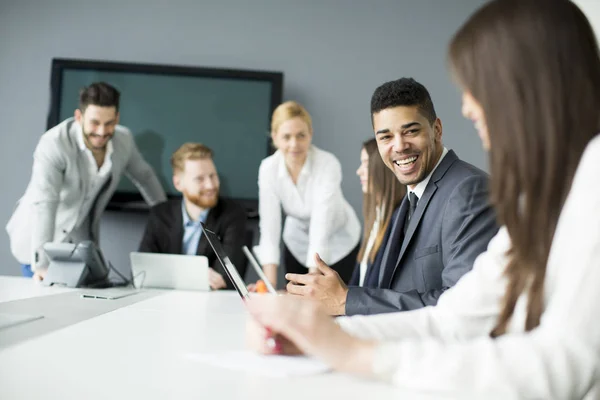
[277,145,314,179]
[408,147,448,200]
[181,199,210,226]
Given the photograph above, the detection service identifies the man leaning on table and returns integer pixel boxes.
[6,82,166,279]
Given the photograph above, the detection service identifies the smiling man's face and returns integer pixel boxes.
[373,105,443,189]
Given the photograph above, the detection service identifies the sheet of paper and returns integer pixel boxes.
[186,350,330,377]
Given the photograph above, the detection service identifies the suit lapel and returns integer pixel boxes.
[68,122,89,196]
[76,154,89,195]
[171,199,184,254]
[389,150,459,281]
[395,183,438,267]
[196,226,210,256]
[378,198,409,286]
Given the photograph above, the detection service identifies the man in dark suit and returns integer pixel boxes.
[286,78,498,315]
[138,143,247,290]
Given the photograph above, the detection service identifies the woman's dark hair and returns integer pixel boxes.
[449,0,600,336]
[357,138,405,264]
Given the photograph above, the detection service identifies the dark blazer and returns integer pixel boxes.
[345,150,498,315]
[348,216,395,288]
[138,197,247,290]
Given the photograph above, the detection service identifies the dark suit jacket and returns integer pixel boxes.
[138,197,247,290]
[345,150,498,315]
[348,217,394,288]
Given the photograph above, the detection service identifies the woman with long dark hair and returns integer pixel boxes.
[350,138,404,287]
[246,1,600,397]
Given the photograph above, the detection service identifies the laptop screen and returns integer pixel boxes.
[200,223,250,300]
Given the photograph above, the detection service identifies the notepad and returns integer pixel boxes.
[186,350,330,377]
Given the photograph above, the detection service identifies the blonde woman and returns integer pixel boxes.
[256,101,360,288]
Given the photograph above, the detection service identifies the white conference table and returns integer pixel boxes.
[0,277,437,400]
[0,276,75,303]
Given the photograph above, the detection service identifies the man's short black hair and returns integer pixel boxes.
[370,78,437,124]
[79,82,120,112]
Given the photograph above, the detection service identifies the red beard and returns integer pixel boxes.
[183,189,219,209]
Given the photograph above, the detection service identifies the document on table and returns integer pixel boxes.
[186,350,330,377]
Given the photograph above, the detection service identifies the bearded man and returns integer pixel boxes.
[7,82,166,278]
[138,142,247,290]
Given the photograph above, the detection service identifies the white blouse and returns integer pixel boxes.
[358,205,383,286]
[337,135,600,399]
[256,146,361,268]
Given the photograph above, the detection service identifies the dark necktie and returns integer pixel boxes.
[380,192,419,287]
[403,192,419,235]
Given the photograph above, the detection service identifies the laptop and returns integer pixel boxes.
[199,224,250,300]
[129,252,210,291]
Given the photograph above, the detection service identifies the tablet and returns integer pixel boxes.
[199,223,250,300]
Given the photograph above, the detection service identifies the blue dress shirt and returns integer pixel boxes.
[181,201,210,255]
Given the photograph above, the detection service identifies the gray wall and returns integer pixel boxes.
[0,0,487,277]
[573,0,600,46]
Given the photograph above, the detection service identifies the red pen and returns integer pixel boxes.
[255,280,282,354]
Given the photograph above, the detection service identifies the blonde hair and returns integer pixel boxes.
[270,101,313,134]
[170,142,213,174]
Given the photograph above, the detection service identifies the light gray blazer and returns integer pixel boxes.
[6,118,166,265]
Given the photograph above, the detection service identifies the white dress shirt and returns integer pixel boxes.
[70,128,115,243]
[75,126,114,190]
[358,205,383,286]
[407,147,448,199]
[337,135,600,399]
[257,145,361,268]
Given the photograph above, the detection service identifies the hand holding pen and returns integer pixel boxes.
[255,279,282,354]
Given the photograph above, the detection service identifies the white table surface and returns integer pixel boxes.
[0,276,76,303]
[0,278,437,400]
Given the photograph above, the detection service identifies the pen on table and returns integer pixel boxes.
[256,279,282,354]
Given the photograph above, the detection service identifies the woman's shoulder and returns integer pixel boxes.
[581,134,600,164]
[568,134,600,198]
[569,134,600,187]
